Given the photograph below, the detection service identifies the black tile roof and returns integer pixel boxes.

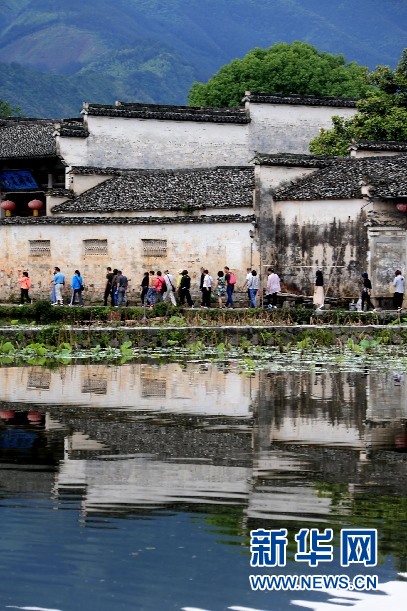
[68,166,122,175]
[82,101,250,124]
[350,140,407,152]
[56,119,89,138]
[243,92,358,107]
[51,167,254,213]
[0,118,57,159]
[253,152,334,168]
[273,156,407,200]
[1,214,255,226]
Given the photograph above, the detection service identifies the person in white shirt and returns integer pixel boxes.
[202,269,213,308]
[163,270,177,306]
[241,267,253,307]
[247,270,260,308]
[393,269,405,310]
[266,267,281,309]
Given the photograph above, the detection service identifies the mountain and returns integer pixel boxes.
[0,0,405,117]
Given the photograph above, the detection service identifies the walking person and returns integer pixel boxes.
[52,266,65,306]
[116,270,128,306]
[248,270,260,308]
[17,271,31,305]
[202,269,213,308]
[313,270,324,309]
[199,266,205,307]
[146,271,156,307]
[69,270,84,306]
[163,270,177,306]
[224,266,237,308]
[154,271,166,303]
[179,270,194,307]
[140,271,149,306]
[241,267,253,307]
[361,272,375,311]
[104,267,114,306]
[111,268,119,306]
[216,271,226,308]
[266,267,281,309]
[393,270,405,310]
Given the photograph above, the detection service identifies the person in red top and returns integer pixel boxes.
[17,270,31,304]
[154,271,166,303]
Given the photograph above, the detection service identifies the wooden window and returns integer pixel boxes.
[142,239,167,257]
[83,239,108,256]
[29,240,51,257]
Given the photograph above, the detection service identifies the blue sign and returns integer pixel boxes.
[0,170,38,190]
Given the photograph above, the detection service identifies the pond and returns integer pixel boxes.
[0,361,406,611]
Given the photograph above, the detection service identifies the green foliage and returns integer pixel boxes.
[188,42,371,107]
[310,48,407,155]
[0,97,21,117]
[152,301,171,317]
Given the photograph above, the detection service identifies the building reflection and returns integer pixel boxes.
[0,365,405,529]
[0,363,256,417]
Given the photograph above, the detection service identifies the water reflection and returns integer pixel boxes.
[0,363,256,417]
[0,363,406,610]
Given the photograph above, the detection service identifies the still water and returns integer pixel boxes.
[0,362,406,611]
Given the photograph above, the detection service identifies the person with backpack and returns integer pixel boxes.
[224,266,236,308]
[154,271,166,303]
[180,269,194,307]
[163,269,177,305]
[17,270,31,304]
[69,270,84,306]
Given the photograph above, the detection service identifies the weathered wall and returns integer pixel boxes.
[247,103,356,155]
[259,195,369,298]
[0,220,258,302]
[368,227,407,296]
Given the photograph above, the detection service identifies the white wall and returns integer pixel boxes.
[248,103,356,155]
[58,116,251,169]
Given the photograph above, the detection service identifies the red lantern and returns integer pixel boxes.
[28,199,44,217]
[396,203,407,213]
[1,200,16,217]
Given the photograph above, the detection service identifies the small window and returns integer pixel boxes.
[81,377,107,395]
[29,240,51,257]
[27,370,51,390]
[83,239,108,256]
[142,239,167,257]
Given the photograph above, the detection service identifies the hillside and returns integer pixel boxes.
[0,0,405,117]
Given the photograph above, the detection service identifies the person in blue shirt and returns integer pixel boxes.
[69,270,84,306]
[52,266,66,306]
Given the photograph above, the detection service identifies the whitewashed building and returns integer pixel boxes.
[1,94,406,304]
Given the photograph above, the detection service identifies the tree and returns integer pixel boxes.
[188,42,371,107]
[0,98,21,117]
[310,48,407,155]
